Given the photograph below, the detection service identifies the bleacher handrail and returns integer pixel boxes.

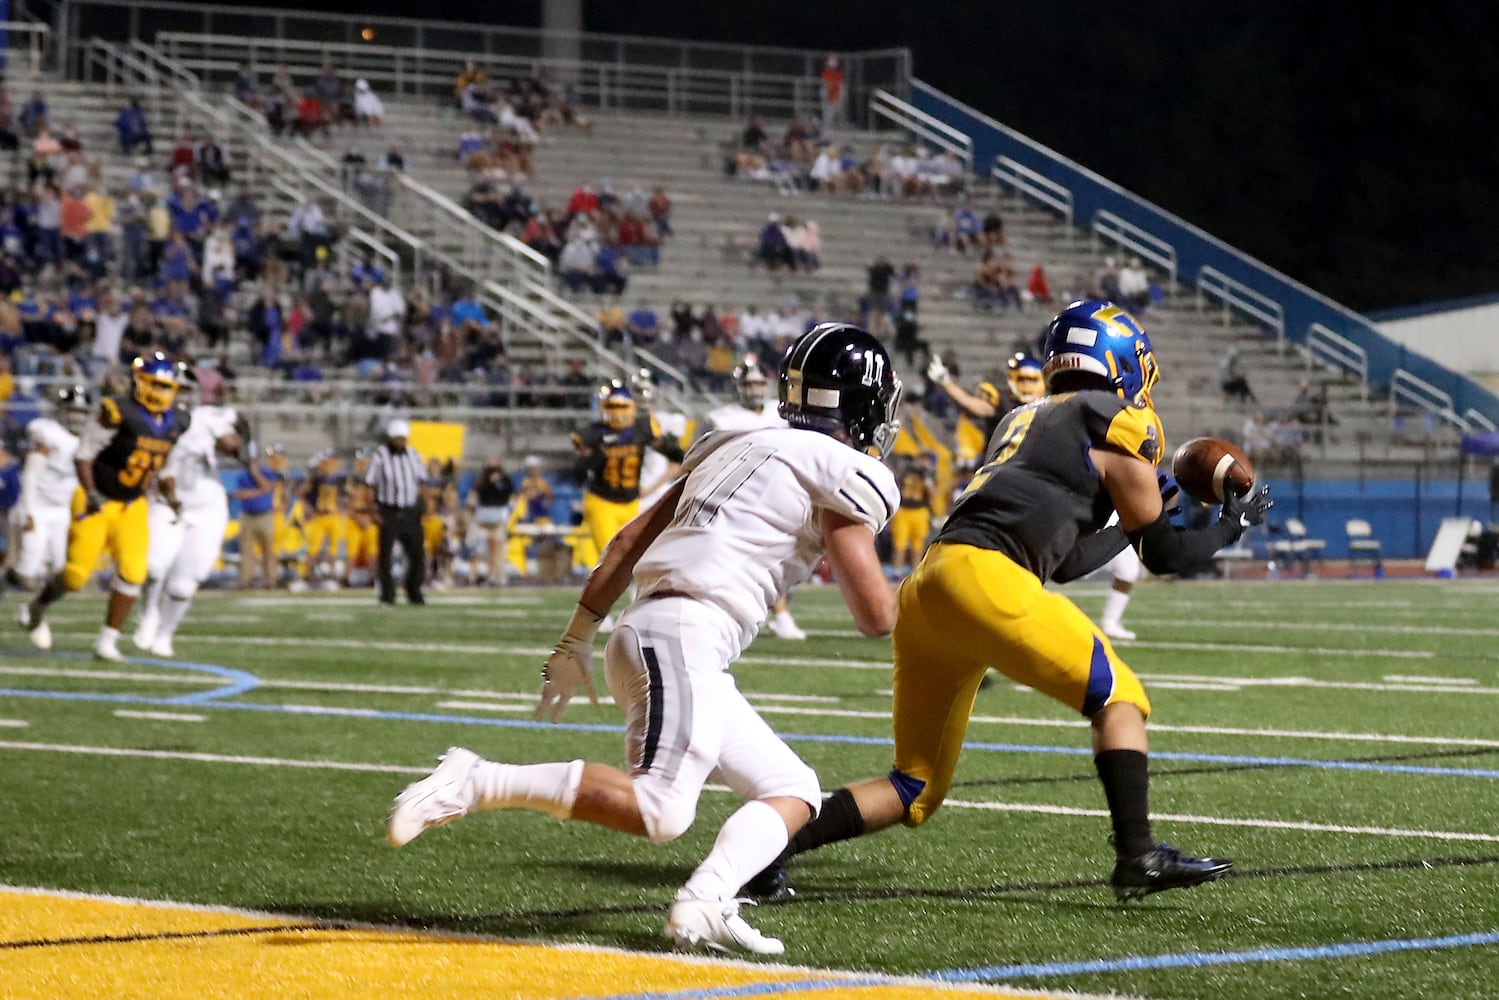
[868,89,972,169]
[1306,322,1369,399]
[1464,409,1497,433]
[0,19,51,74]
[127,36,196,90]
[1092,210,1176,283]
[341,227,401,287]
[1391,368,1464,430]
[990,156,1073,224]
[1198,265,1286,341]
[909,76,1499,431]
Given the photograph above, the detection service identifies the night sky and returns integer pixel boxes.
[247,0,1499,313]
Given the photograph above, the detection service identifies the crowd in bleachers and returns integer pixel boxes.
[729,113,966,199]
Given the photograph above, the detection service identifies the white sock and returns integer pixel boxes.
[468,758,585,820]
[681,799,790,903]
[156,592,193,641]
[773,609,797,626]
[1101,589,1130,627]
[99,625,120,645]
[141,578,164,619]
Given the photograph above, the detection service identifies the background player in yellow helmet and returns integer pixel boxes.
[927,350,1044,449]
[571,379,684,625]
[301,450,349,590]
[888,451,936,576]
[19,352,192,661]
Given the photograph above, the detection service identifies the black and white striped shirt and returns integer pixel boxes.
[365,444,425,508]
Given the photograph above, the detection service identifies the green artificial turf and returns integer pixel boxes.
[2,578,1496,998]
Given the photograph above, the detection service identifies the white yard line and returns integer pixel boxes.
[0,739,1490,846]
[436,700,538,713]
[1130,616,1499,638]
[0,718,28,728]
[1383,675,1478,686]
[112,710,205,723]
[944,799,1499,844]
[1135,672,1499,696]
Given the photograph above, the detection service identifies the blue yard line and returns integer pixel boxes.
[932,928,1499,982]
[2,680,1499,779]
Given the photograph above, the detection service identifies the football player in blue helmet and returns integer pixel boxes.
[750,300,1274,906]
[778,322,902,459]
[1006,352,1045,404]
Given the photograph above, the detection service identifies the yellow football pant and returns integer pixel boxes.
[422,513,446,553]
[304,513,347,560]
[347,521,379,565]
[891,542,1150,827]
[63,489,149,591]
[582,492,639,566]
[889,507,931,557]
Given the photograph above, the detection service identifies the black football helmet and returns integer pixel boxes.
[55,384,91,433]
[778,323,902,458]
[733,357,768,409]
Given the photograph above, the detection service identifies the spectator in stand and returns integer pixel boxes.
[741,114,768,153]
[196,134,229,187]
[756,213,792,270]
[91,289,127,370]
[461,82,497,125]
[1093,256,1121,300]
[144,192,170,275]
[118,194,146,280]
[313,64,349,128]
[84,185,115,269]
[1218,349,1257,404]
[454,61,487,105]
[130,156,161,196]
[819,55,845,126]
[865,254,895,337]
[973,249,1020,310]
[616,211,659,267]
[19,90,46,136]
[353,79,385,128]
[28,127,60,186]
[982,208,1005,247]
[566,182,600,218]
[293,91,327,138]
[522,209,562,263]
[558,233,596,293]
[625,302,660,345]
[288,196,330,269]
[33,184,60,266]
[0,87,16,151]
[1026,264,1052,305]
[1241,410,1274,464]
[1270,415,1305,462]
[113,97,153,156]
[1118,256,1151,311]
[233,64,262,109]
[58,186,90,265]
[169,131,196,176]
[201,224,235,286]
[594,242,628,295]
[366,274,406,363]
[893,264,926,366]
[596,303,626,344]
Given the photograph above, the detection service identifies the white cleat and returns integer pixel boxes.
[768,611,807,641]
[133,610,160,651]
[665,894,785,956]
[148,637,175,659]
[94,635,124,662]
[1100,622,1137,642]
[18,604,52,651]
[387,747,479,848]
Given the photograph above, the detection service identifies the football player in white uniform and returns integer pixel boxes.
[10,386,90,586]
[702,360,808,640]
[133,406,246,658]
[388,324,903,956]
[632,368,690,511]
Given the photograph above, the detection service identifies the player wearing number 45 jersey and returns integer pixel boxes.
[20,353,192,661]
[751,300,1274,904]
[387,324,902,956]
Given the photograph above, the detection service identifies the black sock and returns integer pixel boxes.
[788,787,867,857]
[33,576,66,615]
[1094,749,1154,858]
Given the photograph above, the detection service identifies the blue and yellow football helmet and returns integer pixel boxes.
[1038,300,1159,407]
[1005,352,1045,404]
[131,352,182,414]
[597,380,637,430]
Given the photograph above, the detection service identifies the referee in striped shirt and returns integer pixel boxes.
[366,419,427,606]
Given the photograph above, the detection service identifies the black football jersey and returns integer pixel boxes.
[308,474,347,514]
[92,397,192,502]
[573,414,685,504]
[938,390,1164,581]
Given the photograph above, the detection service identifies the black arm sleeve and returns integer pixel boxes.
[1051,524,1130,584]
[653,434,686,464]
[1126,509,1238,577]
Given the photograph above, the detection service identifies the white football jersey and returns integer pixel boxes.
[705,401,786,432]
[158,406,237,509]
[633,427,898,651]
[23,417,80,509]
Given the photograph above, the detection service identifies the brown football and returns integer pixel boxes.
[1171,437,1256,504]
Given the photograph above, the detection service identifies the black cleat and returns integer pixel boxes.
[1111,843,1233,901]
[741,858,795,903]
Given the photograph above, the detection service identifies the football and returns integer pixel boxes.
[1171,437,1256,504]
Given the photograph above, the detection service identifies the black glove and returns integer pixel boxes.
[1219,484,1273,543]
[1157,474,1182,520]
[81,489,108,518]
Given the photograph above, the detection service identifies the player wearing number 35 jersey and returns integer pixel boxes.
[20,353,192,662]
[387,324,902,956]
[757,300,1274,905]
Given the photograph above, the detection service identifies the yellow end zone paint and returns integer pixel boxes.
[0,887,1089,1000]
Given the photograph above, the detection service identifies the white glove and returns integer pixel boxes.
[926,356,950,386]
[535,603,604,722]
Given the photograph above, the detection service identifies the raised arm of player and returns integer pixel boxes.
[821,510,896,637]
